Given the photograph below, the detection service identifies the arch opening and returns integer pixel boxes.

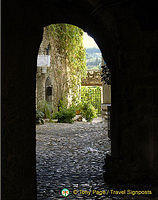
[3,2,158,199]
[36,23,111,199]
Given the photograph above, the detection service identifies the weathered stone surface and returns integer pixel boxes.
[36,119,111,199]
[81,69,102,86]
[36,26,82,111]
[36,120,155,199]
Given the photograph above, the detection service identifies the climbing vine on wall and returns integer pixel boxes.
[81,86,101,115]
[45,24,86,105]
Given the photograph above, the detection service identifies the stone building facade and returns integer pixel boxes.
[36,27,81,112]
[101,58,111,121]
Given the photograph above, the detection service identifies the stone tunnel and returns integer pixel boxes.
[2,0,158,199]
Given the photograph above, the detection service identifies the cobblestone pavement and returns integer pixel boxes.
[36,119,152,200]
[36,118,112,199]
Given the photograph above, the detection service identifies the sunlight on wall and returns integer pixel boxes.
[83,32,99,48]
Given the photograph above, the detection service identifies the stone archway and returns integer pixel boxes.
[2,1,158,199]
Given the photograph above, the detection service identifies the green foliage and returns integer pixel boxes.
[75,101,83,112]
[58,98,68,109]
[36,110,45,124]
[81,86,101,114]
[80,101,97,122]
[53,105,76,123]
[37,100,53,119]
[73,100,97,122]
[45,24,87,103]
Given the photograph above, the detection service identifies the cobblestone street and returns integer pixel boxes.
[36,118,111,199]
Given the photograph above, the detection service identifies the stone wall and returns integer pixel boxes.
[81,69,102,86]
[36,27,80,112]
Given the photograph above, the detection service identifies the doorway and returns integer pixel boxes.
[36,23,111,199]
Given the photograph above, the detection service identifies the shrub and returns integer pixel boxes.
[53,106,76,123]
[75,101,83,112]
[36,110,45,124]
[37,100,53,119]
[80,101,97,122]
[81,86,101,115]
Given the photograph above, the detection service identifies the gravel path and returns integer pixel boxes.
[36,118,111,199]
